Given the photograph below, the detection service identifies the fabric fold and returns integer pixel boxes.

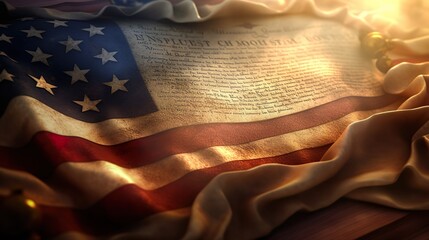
[1,1,429,240]
[183,107,429,240]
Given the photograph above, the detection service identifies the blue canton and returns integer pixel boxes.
[0,18,158,122]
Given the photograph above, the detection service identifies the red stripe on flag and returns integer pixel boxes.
[0,95,398,179]
[38,145,330,237]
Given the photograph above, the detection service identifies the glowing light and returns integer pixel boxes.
[25,199,37,209]
[277,0,286,6]
[346,0,429,28]
[357,0,400,9]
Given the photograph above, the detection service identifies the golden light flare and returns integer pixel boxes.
[278,0,286,6]
[346,0,429,28]
[24,199,37,209]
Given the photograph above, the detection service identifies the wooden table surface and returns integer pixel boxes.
[263,199,429,240]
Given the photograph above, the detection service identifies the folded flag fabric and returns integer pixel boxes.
[1,1,429,240]
[1,0,109,13]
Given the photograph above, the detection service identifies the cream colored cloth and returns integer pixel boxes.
[111,1,429,239]
[3,1,429,239]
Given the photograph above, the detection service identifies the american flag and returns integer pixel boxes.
[1,0,226,13]
[1,16,424,239]
[1,0,109,13]
[2,0,181,13]
[0,18,157,122]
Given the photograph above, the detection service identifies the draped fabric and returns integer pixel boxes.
[1,0,429,239]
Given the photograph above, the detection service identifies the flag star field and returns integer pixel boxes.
[0,18,157,122]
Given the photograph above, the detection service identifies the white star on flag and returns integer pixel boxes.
[104,75,129,94]
[64,64,90,84]
[28,74,57,95]
[0,69,14,82]
[21,26,45,39]
[59,36,82,53]
[82,25,105,37]
[0,34,13,43]
[47,20,68,28]
[95,48,118,65]
[26,47,52,66]
[74,95,102,112]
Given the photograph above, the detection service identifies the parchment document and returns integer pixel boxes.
[119,15,384,123]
